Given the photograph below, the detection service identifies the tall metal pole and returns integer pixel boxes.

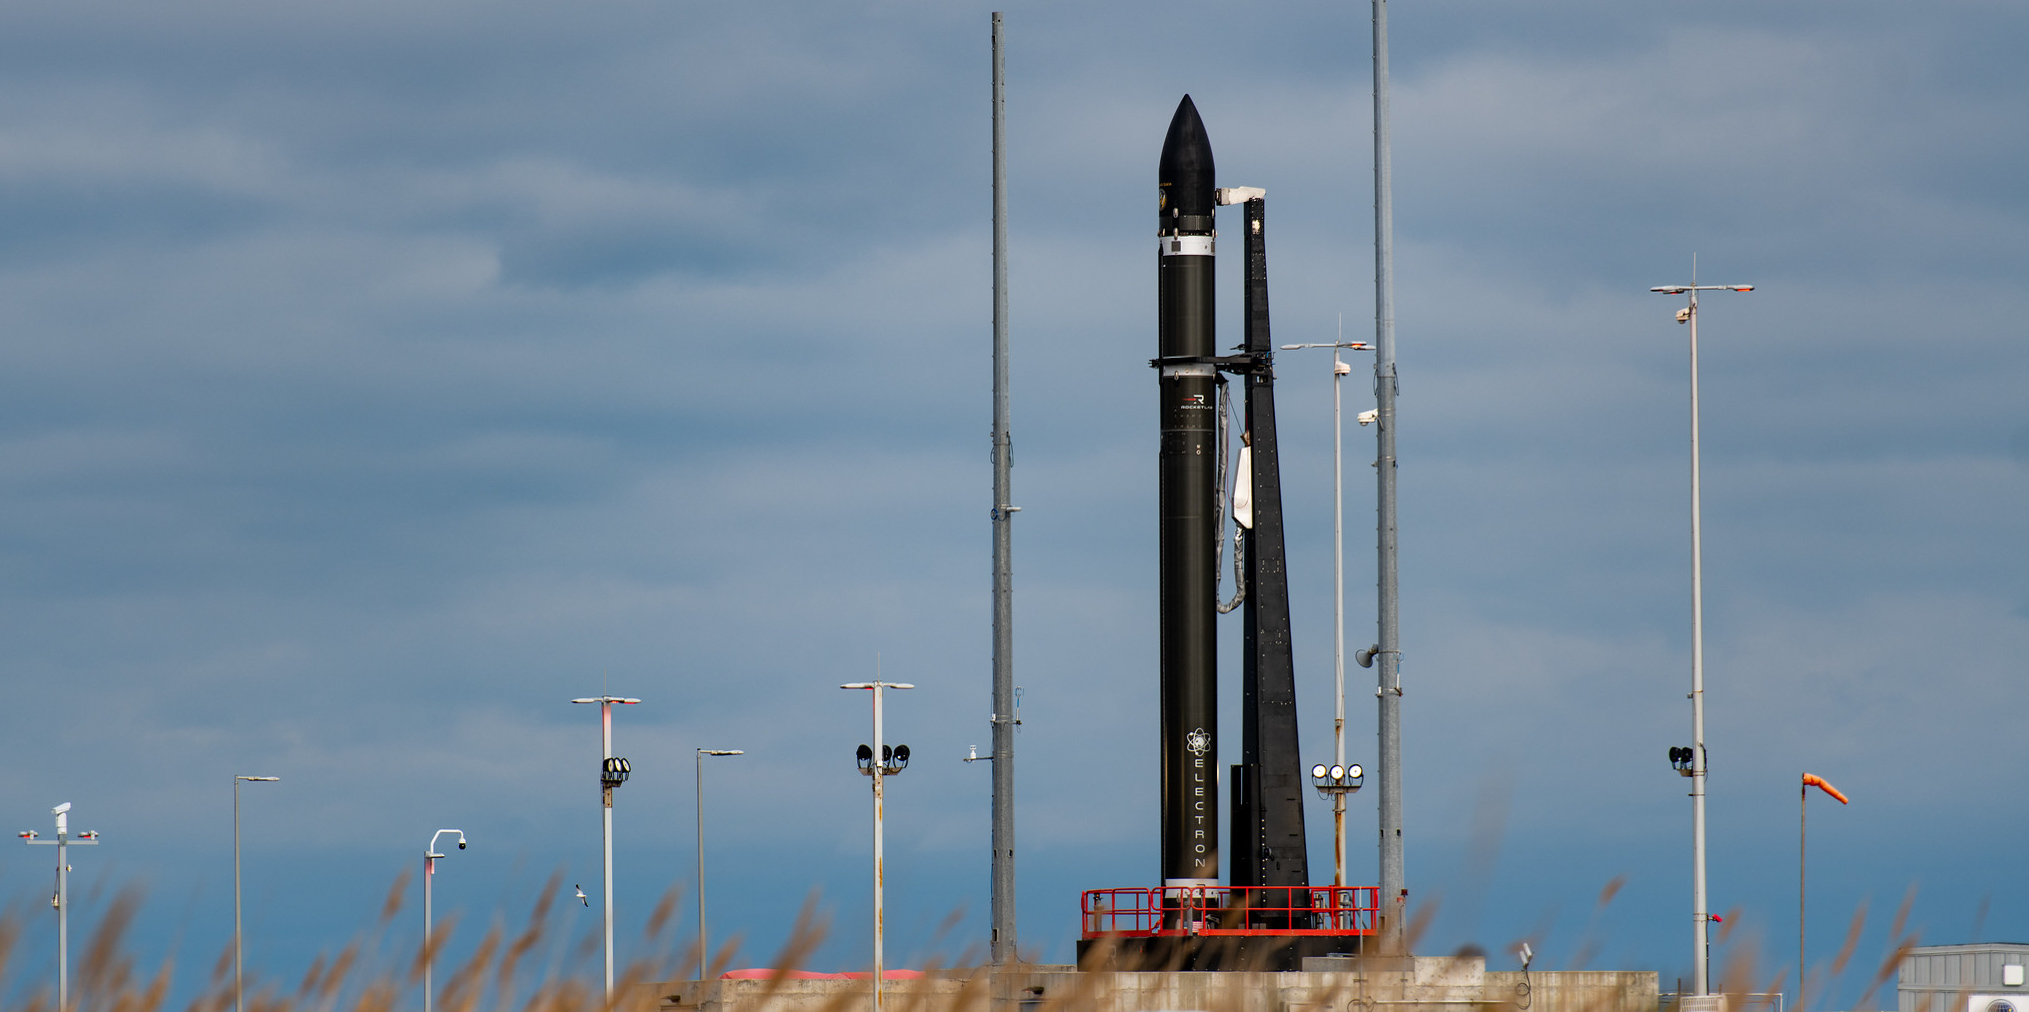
[872,685,888,1012]
[698,752,708,976]
[1689,285,1708,995]
[602,701,616,999]
[571,695,637,1002]
[1799,779,1807,1012]
[1282,334,1379,888]
[1279,336,1373,888]
[421,829,464,1012]
[232,776,279,1012]
[988,8,1018,968]
[23,804,96,1012]
[844,681,911,1012]
[1651,274,1752,997]
[59,831,68,1010]
[1371,0,1406,946]
[235,778,243,1012]
[424,852,435,1012]
[1332,344,1347,887]
[696,749,742,977]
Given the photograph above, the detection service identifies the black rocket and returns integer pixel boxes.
[1156,95,1220,892]
[1154,94,1312,907]
[1077,92,1355,970]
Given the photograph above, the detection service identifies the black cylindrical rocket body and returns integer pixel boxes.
[1156,96,1219,889]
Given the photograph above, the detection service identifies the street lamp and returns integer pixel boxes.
[21,802,99,1012]
[841,681,913,1012]
[571,694,640,1001]
[1649,271,1753,1000]
[695,748,744,978]
[1281,336,1376,887]
[233,776,280,1012]
[422,829,467,1012]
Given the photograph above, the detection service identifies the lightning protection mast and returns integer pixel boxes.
[1370,0,1406,948]
[988,9,1019,968]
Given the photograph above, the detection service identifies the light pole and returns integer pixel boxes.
[422,829,467,1012]
[20,802,99,1012]
[1281,337,1374,887]
[1799,773,1849,1012]
[1309,763,1365,924]
[1651,272,1753,998]
[233,776,280,1012]
[696,748,744,978]
[571,695,639,1001]
[842,681,913,1012]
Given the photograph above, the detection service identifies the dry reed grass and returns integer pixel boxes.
[0,873,1936,1012]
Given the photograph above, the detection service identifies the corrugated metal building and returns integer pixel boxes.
[1901,944,2029,1012]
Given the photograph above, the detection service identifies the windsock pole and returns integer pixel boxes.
[1800,773,1849,1010]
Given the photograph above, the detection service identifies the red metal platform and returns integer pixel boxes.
[1080,885,1379,939]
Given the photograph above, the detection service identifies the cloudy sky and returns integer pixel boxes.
[0,0,2024,1005]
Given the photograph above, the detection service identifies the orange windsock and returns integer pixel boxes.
[1803,773,1849,804]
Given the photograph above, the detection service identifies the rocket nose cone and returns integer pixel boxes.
[1159,95,1215,221]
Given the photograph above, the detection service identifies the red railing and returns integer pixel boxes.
[1080,885,1379,938]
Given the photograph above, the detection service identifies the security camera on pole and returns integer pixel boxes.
[1650,267,1753,1006]
[21,802,99,1012]
[571,694,640,1001]
[423,828,467,1012]
[842,680,913,1012]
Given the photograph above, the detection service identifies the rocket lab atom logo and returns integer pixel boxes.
[1185,728,1211,755]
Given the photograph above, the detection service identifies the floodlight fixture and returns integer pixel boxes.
[1311,760,1366,800]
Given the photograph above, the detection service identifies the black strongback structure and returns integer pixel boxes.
[1228,193,1313,912]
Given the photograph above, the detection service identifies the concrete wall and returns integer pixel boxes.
[646,957,1658,1012]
